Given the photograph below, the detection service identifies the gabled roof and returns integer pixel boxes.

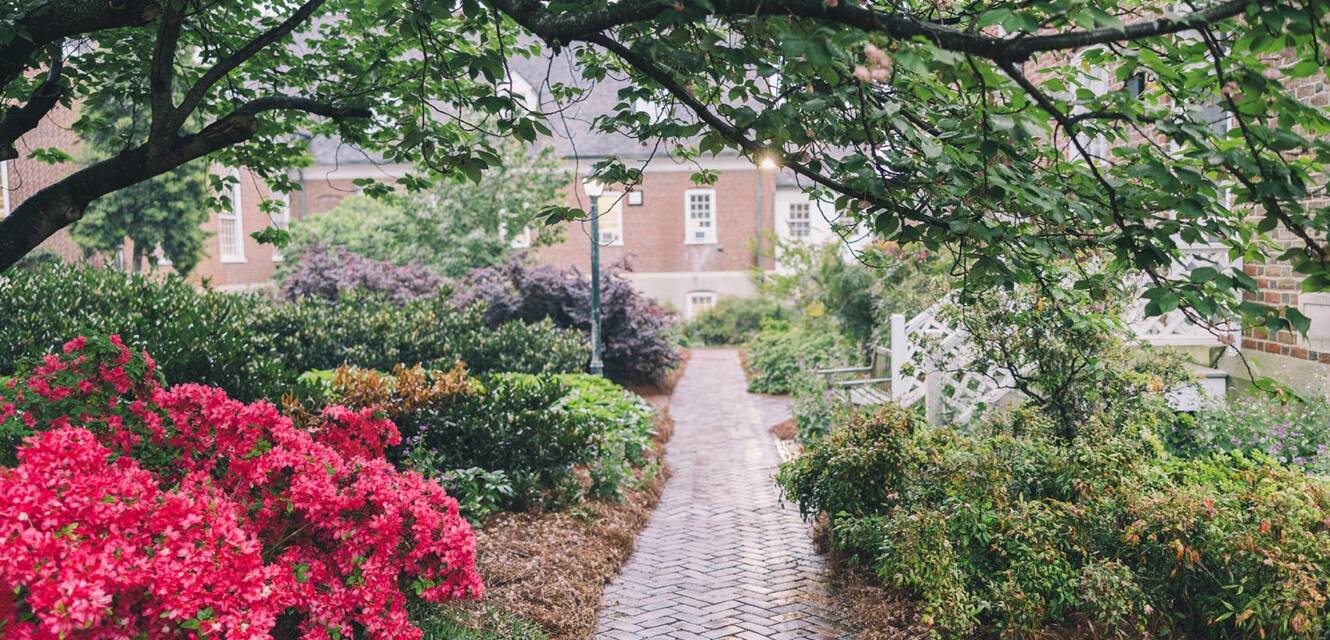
[305,50,743,168]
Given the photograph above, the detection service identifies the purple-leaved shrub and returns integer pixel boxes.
[281,244,442,305]
[455,259,679,386]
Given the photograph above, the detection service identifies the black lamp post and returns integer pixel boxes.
[584,179,605,376]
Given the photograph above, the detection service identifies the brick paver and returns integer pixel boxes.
[594,349,844,639]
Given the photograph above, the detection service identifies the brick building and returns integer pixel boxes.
[11,50,1325,389]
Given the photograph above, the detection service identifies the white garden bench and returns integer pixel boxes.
[817,346,893,406]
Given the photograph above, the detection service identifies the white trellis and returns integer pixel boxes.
[879,245,1238,424]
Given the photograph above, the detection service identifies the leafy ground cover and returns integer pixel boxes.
[781,401,1330,639]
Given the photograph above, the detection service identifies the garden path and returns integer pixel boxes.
[593,348,845,639]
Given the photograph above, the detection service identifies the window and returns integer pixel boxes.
[271,193,291,261]
[627,190,643,206]
[218,170,245,262]
[597,192,625,246]
[1068,56,1111,161]
[0,160,9,217]
[684,189,716,244]
[787,202,812,239]
[685,291,717,319]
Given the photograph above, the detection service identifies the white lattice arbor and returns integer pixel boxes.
[880,245,1239,424]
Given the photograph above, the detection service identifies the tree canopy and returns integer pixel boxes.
[0,0,1326,339]
[284,139,568,277]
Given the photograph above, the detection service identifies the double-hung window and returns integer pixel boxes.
[598,192,625,246]
[787,202,812,239]
[218,170,245,263]
[684,189,716,244]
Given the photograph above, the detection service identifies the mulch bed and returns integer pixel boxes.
[769,417,797,441]
[626,348,691,398]
[443,389,677,639]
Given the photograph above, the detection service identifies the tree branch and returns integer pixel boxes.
[0,0,160,90]
[149,0,186,144]
[0,94,369,271]
[175,0,331,121]
[500,0,1254,63]
[0,43,65,161]
[585,33,947,232]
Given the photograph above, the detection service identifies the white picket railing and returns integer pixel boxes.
[883,245,1239,424]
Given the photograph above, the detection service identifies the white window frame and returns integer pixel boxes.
[271,193,291,262]
[1067,52,1111,162]
[786,201,812,239]
[218,169,246,263]
[1,160,10,217]
[597,192,625,246]
[685,291,718,319]
[684,188,717,245]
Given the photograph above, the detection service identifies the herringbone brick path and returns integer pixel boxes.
[594,349,845,639]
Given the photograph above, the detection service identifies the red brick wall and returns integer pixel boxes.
[534,166,777,273]
[5,108,83,261]
[1238,70,1330,362]
[188,173,370,288]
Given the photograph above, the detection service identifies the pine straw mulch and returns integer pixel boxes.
[441,395,675,640]
[769,417,798,441]
[625,348,691,398]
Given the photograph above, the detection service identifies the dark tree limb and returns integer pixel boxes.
[498,0,1254,64]
[0,0,160,90]
[0,43,65,161]
[148,0,186,146]
[0,96,369,271]
[584,33,948,233]
[175,0,332,121]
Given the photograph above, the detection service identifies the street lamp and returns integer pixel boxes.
[584,178,605,377]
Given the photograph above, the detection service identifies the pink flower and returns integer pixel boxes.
[62,336,86,354]
[0,335,483,638]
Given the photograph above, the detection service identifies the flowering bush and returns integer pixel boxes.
[0,336,482,639]
[455,259,679,386]
[1,426,272,639]
[1168,393,1330,473]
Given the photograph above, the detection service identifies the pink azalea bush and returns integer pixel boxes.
[0,335,482,639]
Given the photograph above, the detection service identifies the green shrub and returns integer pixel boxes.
[779,403,1330,639]
[555,373,656,499]
[255,291,588,376]
[434,467,516,523]
[321,366,653,510]
[744,320,856,395]
[788,371,849,442]
[1168,392,1330,473]
[0,264,287,400]
[685,297,791,346]
[399,373,595,510]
